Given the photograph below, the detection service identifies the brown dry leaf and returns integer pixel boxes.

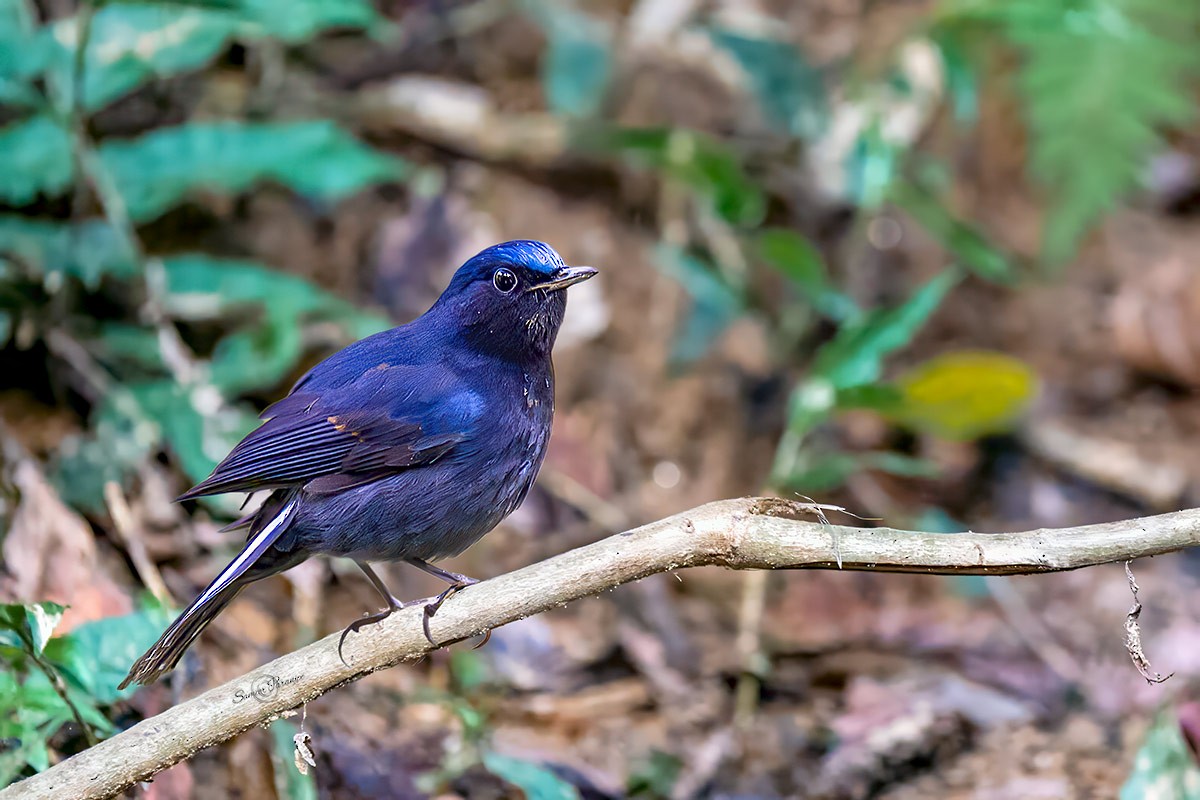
[0,459,131,630]
[1111,256,1200,387]
[293,729,316,776]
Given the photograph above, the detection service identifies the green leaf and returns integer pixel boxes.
[161,254,389,393]
[42,606,173,704]
[0,216,138,287]
[0,672,66,783]
[43,5,240,111]
[888,350,1038,440]
[530,2,612,118]
[60,375,259,501]
[41,1,381,111]
[845,121,900,209]
[0,116,74,206]
[0,0,49,108]
[627,750,682,798]
[654,243,744,365]
[581,127,765,226]
[1120,709,1200,800]
[483,753,582,800]
[889,180,1015,284]
[233,0,380,43]
[930,26,981,125]
[53,388,159,513]
[755,228,857,321]
[97,121,409,222]
[773,271,959,480]
[811,270,960,390]
[449,650,491,692]
[834,382,904,413]
[710,29,826,137]
[93,322,167,372]
[779,450,938,493]
[0,729,48,786]
[0,602,65,655]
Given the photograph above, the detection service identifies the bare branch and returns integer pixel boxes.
[4,497,1199,800]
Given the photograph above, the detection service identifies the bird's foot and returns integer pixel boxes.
[337,597,419,665]
[420,577,480,646]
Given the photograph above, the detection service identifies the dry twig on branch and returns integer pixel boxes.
[4,497,1199,800]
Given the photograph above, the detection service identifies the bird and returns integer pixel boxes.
[120,240,597,688]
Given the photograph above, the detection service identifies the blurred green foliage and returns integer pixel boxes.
[626,750,683,798]
[0,600,172,784]
[528,0,613,119]
[482,753,582,800]
[1120,709,1200,799]
[0,0,397,521]
[582,127,766,227]
[0,0,400,780]
[530,0,1200,492]
[710,28,827,139]
[936,0,1200,263]
[0,118,408,218]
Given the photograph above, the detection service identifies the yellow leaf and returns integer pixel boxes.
[891,351,1037,440]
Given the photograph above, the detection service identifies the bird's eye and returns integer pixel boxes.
[492,268,517,293]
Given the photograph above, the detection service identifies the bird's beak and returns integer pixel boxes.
[527,265,598,293]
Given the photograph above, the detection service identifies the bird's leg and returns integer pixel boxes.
[406,558,488,646]
[339,561,414,664]
[407,558,479,587]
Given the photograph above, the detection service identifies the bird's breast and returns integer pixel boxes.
[478,366,554,509]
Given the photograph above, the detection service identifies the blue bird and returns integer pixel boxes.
[120,241,596,688]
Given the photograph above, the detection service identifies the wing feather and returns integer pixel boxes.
[177,364,470,500]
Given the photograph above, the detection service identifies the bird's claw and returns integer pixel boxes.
[338,606,398,666]
[419,578,479,646]
[339,575,482,664]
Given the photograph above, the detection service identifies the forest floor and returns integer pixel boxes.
[5,2,1200,798]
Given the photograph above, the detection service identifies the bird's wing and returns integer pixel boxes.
[177,363,471,500]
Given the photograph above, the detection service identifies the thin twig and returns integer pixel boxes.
[27,651,98,749]
[3,497,1199,800]
[731,497,855,724]
[102,481,174,607]
[985,576,1085,684]
[732,568,767,727]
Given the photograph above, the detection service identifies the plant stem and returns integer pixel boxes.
[27,650,98,749]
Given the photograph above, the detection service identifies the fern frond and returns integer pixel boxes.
[946,0,1200,263]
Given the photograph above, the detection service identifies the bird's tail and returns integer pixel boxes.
[120,493,300,688]
[119,581,244,688]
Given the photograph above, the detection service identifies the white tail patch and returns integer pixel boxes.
[184,496,299,619]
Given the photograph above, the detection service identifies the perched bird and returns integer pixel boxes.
[120,241,596,688]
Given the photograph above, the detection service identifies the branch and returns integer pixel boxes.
[5,498,1199,800]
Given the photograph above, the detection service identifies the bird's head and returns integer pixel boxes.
[435,240,597,359]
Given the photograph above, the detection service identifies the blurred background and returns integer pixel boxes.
[2,0,1200,797]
